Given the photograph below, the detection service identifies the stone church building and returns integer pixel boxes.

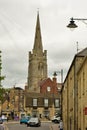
[27,12,47,92]
[24,12,62,119]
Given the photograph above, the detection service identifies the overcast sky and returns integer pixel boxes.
[0,0,87,88]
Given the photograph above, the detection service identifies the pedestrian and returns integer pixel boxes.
[59,120,63,130]
[7,116,9,122]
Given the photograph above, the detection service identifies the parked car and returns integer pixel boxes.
[20,116,31,124]
[1,115,7,122]
[27,117,41,127]
[51,116,60,123]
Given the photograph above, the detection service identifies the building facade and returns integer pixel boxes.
[1,87,24,119]
[77,56,87,130]
[62,48,87,130]
[25,76,61,119]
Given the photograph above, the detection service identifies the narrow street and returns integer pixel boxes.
[5,121,59,130]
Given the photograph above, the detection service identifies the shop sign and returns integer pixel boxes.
[83,107,87,115]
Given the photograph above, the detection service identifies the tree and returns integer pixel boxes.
[0,87,5,103]
[0,50,5,88]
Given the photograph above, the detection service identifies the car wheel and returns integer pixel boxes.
[38,124,40,127]
[54,120,58,123]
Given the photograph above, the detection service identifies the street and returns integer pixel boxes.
[6,122,58,130]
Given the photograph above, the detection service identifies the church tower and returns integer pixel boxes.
[27,12,47,91]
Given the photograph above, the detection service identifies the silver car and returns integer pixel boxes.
[27,117,41,127]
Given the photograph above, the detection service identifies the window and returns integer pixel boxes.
[33,99,37,107]
[47,86,51,92]
[55,99,60,108]
[44,99,48,107]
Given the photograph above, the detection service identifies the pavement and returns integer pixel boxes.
[49,124,59,130]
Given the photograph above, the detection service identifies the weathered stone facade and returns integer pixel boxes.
[77,56,87,130]
[62,48,87,130]
[27,12,47,91]
[1,87,24,118]
[25,92,60,118]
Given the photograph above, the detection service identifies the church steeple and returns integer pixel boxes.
[33,11,43,54]
[28,12,47,91]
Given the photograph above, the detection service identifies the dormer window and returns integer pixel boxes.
[47,86,51,92]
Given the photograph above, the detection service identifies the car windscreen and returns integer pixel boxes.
[29,118,38,122]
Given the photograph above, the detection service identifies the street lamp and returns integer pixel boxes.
[53,70,63,119]
[67,17,87,29]
[53,69,63,83]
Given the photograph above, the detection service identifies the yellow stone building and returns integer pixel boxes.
[62,48,87,130]
[77,56,87,130]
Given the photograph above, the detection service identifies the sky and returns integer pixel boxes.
[0,0,87,88]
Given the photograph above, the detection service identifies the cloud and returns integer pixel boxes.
[0,0,87,88]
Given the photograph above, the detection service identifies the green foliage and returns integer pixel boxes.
[0,76,5,80]
[0,87,5,103]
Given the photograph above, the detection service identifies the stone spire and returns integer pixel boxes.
[28,12,47,91]
[33,11,43,54]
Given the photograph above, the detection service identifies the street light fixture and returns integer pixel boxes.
[67,17,87,29]
[53,69,63,83]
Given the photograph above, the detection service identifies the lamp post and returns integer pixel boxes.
[67,17,87,29]
[53,70,63,119]
[54,69,63,83]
